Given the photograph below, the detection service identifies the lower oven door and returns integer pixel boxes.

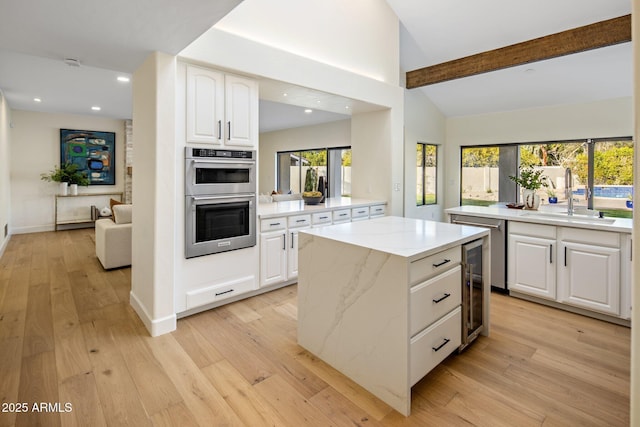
[185,194,256,258]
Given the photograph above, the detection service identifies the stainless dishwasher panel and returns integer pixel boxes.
[450,214,506,291]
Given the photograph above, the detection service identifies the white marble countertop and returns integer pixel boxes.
[300,215,489,261]
[446,205,632,233]
[257,197,385,218]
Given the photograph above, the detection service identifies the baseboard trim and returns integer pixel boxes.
[0,234,10,259]
[129,291,177,337]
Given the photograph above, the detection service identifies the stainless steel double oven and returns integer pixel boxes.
[185,147,256,258]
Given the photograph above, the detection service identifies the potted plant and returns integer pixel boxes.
[509,166,548,210]
[41,163,89,195]
[547,188,558,204]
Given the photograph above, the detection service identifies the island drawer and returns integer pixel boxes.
[261,217,286,232]
[288,214,311,229]
[410,265,462,336]
[410,306,461,386]
[409,246,461,284]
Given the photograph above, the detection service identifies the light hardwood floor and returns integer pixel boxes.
[0,229,630,426]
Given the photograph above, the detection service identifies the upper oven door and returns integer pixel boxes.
[185,157,256,195]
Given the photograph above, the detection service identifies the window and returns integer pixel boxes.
[460,138,633,218]
[277,147,351,198]
[417,143,437,205]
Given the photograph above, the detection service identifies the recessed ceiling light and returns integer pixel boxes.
[304,109,313,114]
[33,98,42,103]
[117,76,130,83]
[91,106,101,111]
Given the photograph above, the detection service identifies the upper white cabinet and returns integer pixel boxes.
[186,65,258,148]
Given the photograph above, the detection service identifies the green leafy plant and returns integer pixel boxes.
[41,163,90,186]
[509,166,549,191]
[546,188,556,197]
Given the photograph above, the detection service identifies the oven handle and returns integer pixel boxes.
[191,194,255,201]
[190,159,255,165]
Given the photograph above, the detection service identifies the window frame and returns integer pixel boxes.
[417,142,438,206]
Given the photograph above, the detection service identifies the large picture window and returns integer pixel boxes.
[276,147,351,198]
[417,143,437,205]
[460,138,633,218]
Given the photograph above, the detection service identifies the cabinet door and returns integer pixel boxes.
[260,232,287,287]
[559,241,620,315]
[186,66,224,144]
[508,234,556,300]
[225,75,258,147]
[287,229,308,280]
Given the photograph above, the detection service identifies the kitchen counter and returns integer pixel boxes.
[299,214,489,262]
[446,204,632,233]
[297,216,490,416]
[257,197,385,218]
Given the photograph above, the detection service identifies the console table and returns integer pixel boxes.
[54,192,123,231]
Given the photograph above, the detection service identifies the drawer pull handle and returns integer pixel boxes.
[296,219,307,223]
[319,216,328,219]
[432,338,451,352]
[270,222,281,226]
[215,289,234,297]
[432,293,451,304]
[432,259,451,268]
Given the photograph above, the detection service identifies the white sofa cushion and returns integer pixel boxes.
[95,218,132,269]
[113,204,132,224]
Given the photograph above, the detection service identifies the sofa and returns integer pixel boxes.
[95,204,132,269]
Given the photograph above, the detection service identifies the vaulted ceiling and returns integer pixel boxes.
[0,0,632,124]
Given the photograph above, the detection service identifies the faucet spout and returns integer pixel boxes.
[565,167,574,215]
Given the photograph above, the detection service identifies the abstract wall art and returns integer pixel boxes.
[60,129,116,185]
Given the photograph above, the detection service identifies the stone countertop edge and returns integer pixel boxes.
[299,216,490,262]
[257,197,386,219]
[445,205,632,233]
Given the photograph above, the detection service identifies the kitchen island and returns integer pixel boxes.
[297,216,490,416]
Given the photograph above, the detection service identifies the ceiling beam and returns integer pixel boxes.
[406,14,631,89]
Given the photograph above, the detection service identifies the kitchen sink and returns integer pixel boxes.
[519,211,617,225]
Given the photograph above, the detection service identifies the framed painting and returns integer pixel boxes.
[60,129,116,185]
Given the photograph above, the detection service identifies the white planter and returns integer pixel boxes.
[523,189,540,210]
[69,184,78,196]
[59,182,68,196]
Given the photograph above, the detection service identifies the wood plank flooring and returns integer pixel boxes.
[0,229,630,426]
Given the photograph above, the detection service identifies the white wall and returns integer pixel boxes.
[214,0,399,86]
[258,119,351,195]
[443,97,633,208]
[9,110,126,234]
[630,1,639,424]
[0,90,11,256]
[403,88,446,221]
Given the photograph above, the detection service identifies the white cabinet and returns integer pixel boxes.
[508,231,557,300]
[260,217,287,287]
[186,65,258,148]
[369,204,386,218]
[558,228,620,316]
[332,209,351,224]
[259,215,310,286]
[508,221,625,318]
[260,231,287,287]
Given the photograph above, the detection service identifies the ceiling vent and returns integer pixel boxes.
[63,58,81,67]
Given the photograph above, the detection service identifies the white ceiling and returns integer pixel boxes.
[388,0,632,117]
[0,0,633,124]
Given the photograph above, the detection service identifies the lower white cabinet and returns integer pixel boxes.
[260,230,287,287]
[508,221,625,318]
[559,239,620,316]
[508,232,556,300]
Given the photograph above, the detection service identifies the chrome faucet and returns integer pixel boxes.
[565,167,574,215]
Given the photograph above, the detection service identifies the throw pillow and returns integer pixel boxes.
[110,198,124,211]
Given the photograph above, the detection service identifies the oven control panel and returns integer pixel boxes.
[189,148,254,159]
